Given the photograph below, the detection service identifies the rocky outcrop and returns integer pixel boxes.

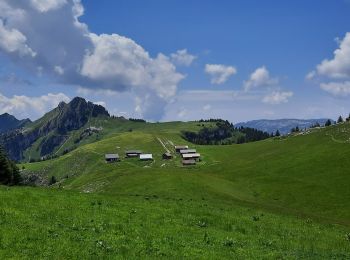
[0,113,31,134]
[0,97,110,161]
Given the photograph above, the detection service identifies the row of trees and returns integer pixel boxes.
[0,146,21,185]
[235,126,271,144]
[183,121,271,145]
[290,114,350,134]
[182,121,234,145]
[128,118,146,123]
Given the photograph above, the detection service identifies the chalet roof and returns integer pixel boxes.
[175,145,189,149]
[182,159,196,165]
[182,153,201,159]
[125,150,142,154]
[180,149,196,154]
[140,154,153,160]
[105,154,119,159]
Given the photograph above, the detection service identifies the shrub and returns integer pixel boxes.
[346,233,350,242]
[223,237,236,247]
[49,176,57,185]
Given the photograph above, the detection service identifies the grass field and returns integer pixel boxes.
[2,121,350,257]
[0,186,349,259]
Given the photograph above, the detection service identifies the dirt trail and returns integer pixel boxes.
[157,137,170,153]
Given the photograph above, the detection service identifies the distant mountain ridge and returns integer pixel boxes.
[0,113,31,134]
[235,119,333,135]
[0,97,110,161]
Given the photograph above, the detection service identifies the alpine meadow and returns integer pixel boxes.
[1,0,350,259]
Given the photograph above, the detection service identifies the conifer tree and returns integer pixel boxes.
[337,116,344,124]
[325,119,332,127]
[0,146,21,185]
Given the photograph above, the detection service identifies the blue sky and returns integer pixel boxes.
[0,0,350,122]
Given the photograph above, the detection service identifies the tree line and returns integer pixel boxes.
[182,120,271,145]
[291,114,350,134]
[0,146,21,185]
[236,126,271,144]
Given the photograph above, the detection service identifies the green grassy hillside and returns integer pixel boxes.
[3,121,350,257]
[23,122,350,223]
[0,186,349,259]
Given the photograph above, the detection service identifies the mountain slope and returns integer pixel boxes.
[0,113,31,134]
[0,97,110,161]
[235,118,332,135]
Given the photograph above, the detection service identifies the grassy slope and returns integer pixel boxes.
[24,122,350,223]
[3,121,350,257]
[0,186,349,259]
[22,117,213,161]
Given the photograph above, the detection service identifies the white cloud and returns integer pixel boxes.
[0,19,36,57]
[262,91,293,105]
[54,65,64,75]
[203,104,212,111]
[30,0,67,12]
[244,66,278,91]
[306,70,316,80]
[0,92,70,119]
[316,32,350,79]
[93,101,106,107]
[81,33,183,99]
[310,33,350,98]
[177,90,257,102]
[76,87,119,97]
[133,93,167,121]
[320,81,350,97]
[0,0,184,120]
[170,49,196,66]
[205,64,237,84]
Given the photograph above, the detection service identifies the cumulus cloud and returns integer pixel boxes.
[244,66,278,91]
[134,93,167,121]
[0,92,70,119]
[309,33,350,97]
[170,49,196,66]
[30,0,67,13]
[320,81,350,97]
[81,34,184,100]
[205,64,237,84]
[316,33,350,79]
[262,91,293,105]
[0,0,184,120]
[0,20,36,57]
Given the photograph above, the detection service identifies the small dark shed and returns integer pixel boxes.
[162,152,172,159]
